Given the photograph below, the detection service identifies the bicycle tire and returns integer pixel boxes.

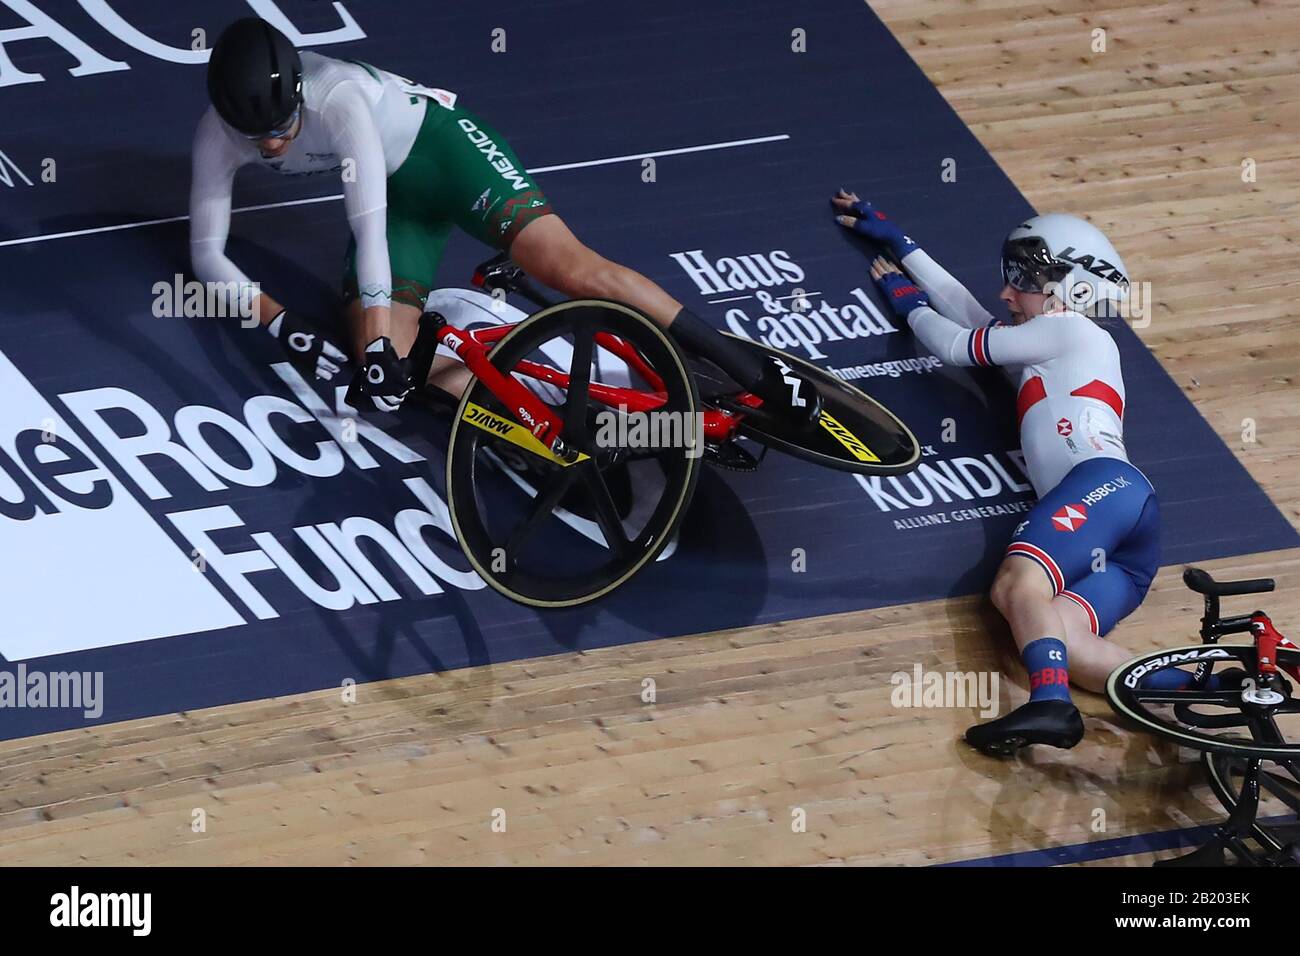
[1106,644,1300,760]
[1203,750,1300,855]
[446,299,700,608]
[718,334,920,476]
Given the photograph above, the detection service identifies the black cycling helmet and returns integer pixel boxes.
[206,18,303,137]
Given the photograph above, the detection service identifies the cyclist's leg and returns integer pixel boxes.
[996,459,1158,691]
[510,214,682,324]
[966,468,1134,752]
[1051,575,1143,692]
[416,107,675,323]
[1055,491,1161,689]
[510,215,786,406]
[433,106,783,407]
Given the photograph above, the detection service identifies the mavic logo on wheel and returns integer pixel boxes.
[462,402,588,466]
[817,412,880,463]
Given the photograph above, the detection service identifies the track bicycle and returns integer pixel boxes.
[349,253,921,607]
[1106,567,1300,866]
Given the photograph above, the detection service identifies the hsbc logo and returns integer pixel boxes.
[1056,418,1073,437]
[1082,475,1132,506]
[1051,502,1088,532]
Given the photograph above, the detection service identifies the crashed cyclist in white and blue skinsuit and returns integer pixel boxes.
[834,193,1174,756]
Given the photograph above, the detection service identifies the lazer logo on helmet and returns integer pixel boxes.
[1056,247,1129,290]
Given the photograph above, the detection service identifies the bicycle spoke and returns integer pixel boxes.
[564,322,594,446]
[578,465,633,559]
[502,467,581,563]
[1261,712,1298,747]
[1132,688,1242,705]
[1268,763,1300,796]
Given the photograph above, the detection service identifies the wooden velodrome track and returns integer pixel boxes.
[3,0,1297,866]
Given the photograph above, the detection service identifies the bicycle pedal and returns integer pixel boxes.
[704,440,762,472]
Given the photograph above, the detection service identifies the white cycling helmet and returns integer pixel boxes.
[1001,213,1129,315]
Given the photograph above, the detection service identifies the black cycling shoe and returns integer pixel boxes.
[965,699,1085,757]
[751,354,822,426]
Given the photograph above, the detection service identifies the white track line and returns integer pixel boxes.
[527,133,788,173]
[0,133,790,249]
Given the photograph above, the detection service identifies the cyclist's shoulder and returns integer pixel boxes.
[192,104,255,163]
[1013,309,1112,347]
[301,52,384,105]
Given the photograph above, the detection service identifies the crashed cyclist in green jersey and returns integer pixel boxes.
[191,17,820,418]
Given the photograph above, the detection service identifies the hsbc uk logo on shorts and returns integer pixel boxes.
[1051,475,1134,532]
[1082,475,1132,506]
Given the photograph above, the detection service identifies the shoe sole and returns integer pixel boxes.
[974,732,1083,757]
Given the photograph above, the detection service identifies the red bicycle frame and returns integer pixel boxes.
[434,320,745,451]
[1250,612,1300,683]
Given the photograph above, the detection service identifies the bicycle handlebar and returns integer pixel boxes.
[1183,567,1275,597]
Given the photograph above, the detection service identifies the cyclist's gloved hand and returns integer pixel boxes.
[831,189,918,259]
[870,256,930,320]
[267,310,347,381]
[351,336,412,412]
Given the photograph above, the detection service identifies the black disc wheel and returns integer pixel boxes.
[689,334,919,476]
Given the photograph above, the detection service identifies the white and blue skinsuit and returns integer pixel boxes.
[899,248,1161,636]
